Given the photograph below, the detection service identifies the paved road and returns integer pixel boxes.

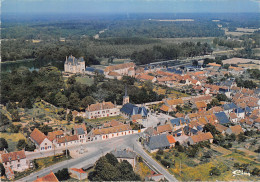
[20,134,178,182]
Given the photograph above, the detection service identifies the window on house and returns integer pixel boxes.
[17,164,20,168]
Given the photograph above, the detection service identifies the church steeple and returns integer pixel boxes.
[123,85,129,105]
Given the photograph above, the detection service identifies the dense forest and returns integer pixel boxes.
[1,13,259,63]
[1,66,163,111]
[101,20,224,38]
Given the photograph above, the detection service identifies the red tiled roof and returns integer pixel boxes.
[34,172,59,182]
[215,124,228,133]
[229,125,243,135]
[167,135,176,144]
[157,124,172,134]
[70,168,86,174]
[190,132,213,143]
[57,135,78,144]
[87,102,115,112]
[47,130,64,142]
[74,123,87,131]
[30,128,47,145]
[1,150,26,163]
[137,74,156,81]
[195,101,207,109]
[160,105,170,112]
[104,62,135,72]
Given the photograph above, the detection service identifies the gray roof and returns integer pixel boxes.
[120,103,148,117]
[215,112,230,124]
[111,149,136,159]
[223,103,237,110]
[76,128,85,135]
[66,55,84,65]
[146,134,170,150]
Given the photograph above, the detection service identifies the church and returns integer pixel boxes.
[64,55,85,74]
[120,86,148,119]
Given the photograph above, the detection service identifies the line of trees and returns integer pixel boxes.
[131,42,212,65]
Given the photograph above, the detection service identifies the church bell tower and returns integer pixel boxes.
[123,85,129,105]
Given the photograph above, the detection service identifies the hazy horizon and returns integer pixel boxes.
[2,0,260,15]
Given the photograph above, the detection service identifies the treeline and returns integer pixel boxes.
[1,67,163,111]
[101,20,224,38]
[89,153,141,181]
[131,42,212,65]
[213,38,242,48]
[1,21,107,40]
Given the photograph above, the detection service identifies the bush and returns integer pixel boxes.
[0,163,5,176]
[251,167,260,176]
[55,168,70,181]
[157,149,164,155]
[209,167,221,176]
[161,160,171,168]
[155,155,161,161]
[0,138,8,150]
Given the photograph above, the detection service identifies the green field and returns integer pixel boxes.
[151,144,260,181]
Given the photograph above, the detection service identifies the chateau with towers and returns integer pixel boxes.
[64,55,85,74]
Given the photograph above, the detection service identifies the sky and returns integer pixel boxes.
[2,0,260,14]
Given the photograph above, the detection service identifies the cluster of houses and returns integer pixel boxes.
[143,91,259,153]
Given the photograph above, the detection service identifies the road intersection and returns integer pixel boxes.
[21,133,178,182]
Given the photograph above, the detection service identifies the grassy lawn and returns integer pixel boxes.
[14,154,71,180]
[136,160,153,179]
[150,145,260,181]
[75,76,94,86]
[0,132,27,151]
[85,115,126,126]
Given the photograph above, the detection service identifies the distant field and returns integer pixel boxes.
[238,64,260,70]
[236,28,259,33]
[222,58,259,65]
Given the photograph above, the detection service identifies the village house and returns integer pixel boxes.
[145,173,165,182]
[34,171,59,182]
[136,73,157,83]
[47,130,64,142]
[64,55,85,74]
[187,132,213,145]
[74,124,88,143]
[166,135,176,148]
[1,150,29,172]
[215,124,228,135]
[225,125,244,135]
[111,149,137,168]
[156,124,173,134]
[30,128,53,151]
[195,101,207,112]
[228,112,238,123]
[54,135,79,147]
[104,62,135,77]
[145,134,171,153]
[215,112,230,124]
[69,168,88,180]
[170,117,190,131]
[85,101,119,119]
[88,124,133,141]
